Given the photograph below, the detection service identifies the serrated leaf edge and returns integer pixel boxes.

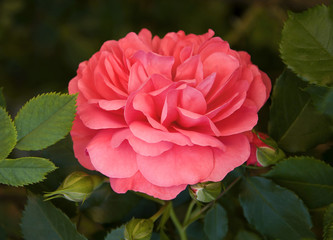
[0,157,57,187]
[0,106,17,160]
[14,92,77,151]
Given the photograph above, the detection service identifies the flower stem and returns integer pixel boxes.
[170,204,187,240]
[183,200,196,226]
[150,201,170,222]
[184,177,241,228]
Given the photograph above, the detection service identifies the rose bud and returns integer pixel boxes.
[69,29,271,200]
[124,218,154,240]
[44,171,104,202]
[246,131,285,167]
[189,181,222,203]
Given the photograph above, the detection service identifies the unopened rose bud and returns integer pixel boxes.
[246,131,285,167]
[124,218,154,240]
[44,171,104,202]
[189,181,222,203]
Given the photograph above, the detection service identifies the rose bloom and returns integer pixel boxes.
[69,29,271,200]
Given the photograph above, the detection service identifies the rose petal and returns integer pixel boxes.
[87,130,138,178]
[179,85,207,115]
[204,134,250,182]
[129,121,192,146]
[216,100,258,136]
[137,145,214,187]
[110,171,187,200]
[70,117,96,170]
[173,127,225,151]
[131,51,174,79]
[78,103,127,129]
[175,55,203,82]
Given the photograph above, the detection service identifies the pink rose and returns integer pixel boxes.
[69,29,271,200]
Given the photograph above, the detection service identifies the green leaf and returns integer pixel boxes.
[186,220,208,240]
[0,157,56,186]
[280,5,333,86]
[324,204,333,240]
[203,204,228,240]
[268,70,332,152]
[0,87,6,108]
[105,226,125,240]
[264,157,333,209]
[0,107,16,160]
[235,230,262,240]
[239,176,315,240]
[21,195,87,240]
[305,85,333,118]
[14,93,77,151]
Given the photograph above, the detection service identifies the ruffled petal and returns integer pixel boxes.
[110,171,187,200]
[78,103,127,129]
[87,130,138,178]
[70,116,96,170]
[137,145,214,187]
[204,134,250,182]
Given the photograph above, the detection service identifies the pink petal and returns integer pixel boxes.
[87,130,138,178]
[179,85,207,115]
[131,51,174,79]
[129,121,192,146]
[137,145,214,187]
[138,28,153,48]
[119,32,152,58]
[173,127,225,151]
[133,92,157,119]
[110,128,172,156]
[98,99,126,111]
[128,62,148,93]
[70,116,96,170]
[204,134,250,182]
[161,89,178,126]
[174,55,203,82]
[78,103,127,129]
[196,73,216,97]
[216,100,258,136]
[110,171,187,200]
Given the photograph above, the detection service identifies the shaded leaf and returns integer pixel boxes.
[268,70,332,152]
[14,93,77,151]
[186,220,208,240]
[305,85,333,118]
[0,157,56,186]
[264,157,333,208]
[21,195,87,240]
[235,230,261,240]
[0,87,6,108]
[280,5,333,86]
[105,225,125,240]
[324,204,333,240]
[0,107,16,160]
[239,176,315,240]
[204,204,228,240]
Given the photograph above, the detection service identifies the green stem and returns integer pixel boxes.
[184,177,241,228]
[183,200,196,226]
[150,202,170,222]
[170,204,187,240]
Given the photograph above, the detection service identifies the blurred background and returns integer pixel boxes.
[0,1,330,239]
[0,0,330,112]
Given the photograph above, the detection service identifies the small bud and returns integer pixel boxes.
[44,171,104,202]
[124,218,154,240]
[189,181,222,203]
[246,131,285,167]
